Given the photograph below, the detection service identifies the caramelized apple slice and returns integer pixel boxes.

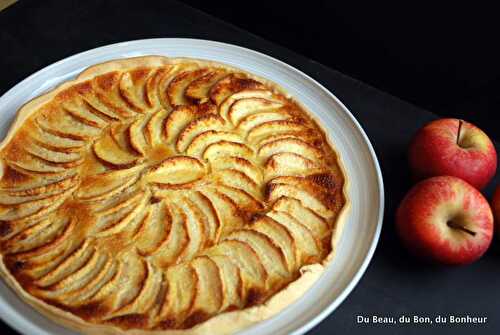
[188,191,220,244]
[208,255,243,310]
[219,89,276,120]
[185,69,227,103]
[185,131,242,158]
[210,156,262,184]
[145,156,205,187]
[252,216,297,272]
[146,108,169,146]
[176,115,226,153]
[258,138,323,163]
[184,256,223,327]
[93,133,139,169]
[62,99,109,129]
[247,120,307,144]
[164,105,199,144]
[202,141,254,161]
[175,198,207,263]
[223,229,289,284]
[119,69,155,113]
[266,210,321,264]
[135,203,172,256]
[128,116,150,156]
[264,152,319,180]
[228,98,283,126]
[199,189,244,238]
[237,111,289,133]
[167,69,209,106]
[158,263,198,326]
[209,74,266,106]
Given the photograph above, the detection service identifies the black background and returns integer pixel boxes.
[0,1,499,334]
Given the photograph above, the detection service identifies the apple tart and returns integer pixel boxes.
[0,56,348,334]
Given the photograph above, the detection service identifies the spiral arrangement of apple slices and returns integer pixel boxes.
[0,59,345,331]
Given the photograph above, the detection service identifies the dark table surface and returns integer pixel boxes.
[1,1,499,334]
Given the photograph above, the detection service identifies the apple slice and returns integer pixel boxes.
[184,256,223,327]
[273,197,329,239]
[145,66,175,109]
[93,132,140,169]
[128,116,150,156]
[91,72,138,117]
[145,108,169,146]
[158,263,198,327]
[164,105,199,144]
[185,131,242,158]
[188,191,220,244]
[167,69,210,106]
[175,198,208,263]
[267,182,334,219]
[62,255,117,305]
[212,169,261,200]
[252,216,297,272]
[119,69,155,113]
[247,120,307,144]
[219,89,276,120]
[185,70,228,103]
[223,229,289,283]
[200,189,244,238]
[237,111,289,133]
[202,239,267,302]
[135,203,172,256]
[31,124,85,152]
[109,261,163,318]
[62,99,109,129]
[266,210,321,264]
[210,156,262,184]
[228,98,283,125]
[214,185,263,213]
[258,138,323,163]
[207,255,243,311]
[209,74,266,106]
[176,115,226,153]
[264,152,319,181]
[36,110,101,141]
[145,156,205,187]
[202,141,254,161]
[24,141,82,164]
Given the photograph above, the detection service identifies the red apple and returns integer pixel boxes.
[396,176,493,265]
[493,185,500,236]
[408,118,497,189]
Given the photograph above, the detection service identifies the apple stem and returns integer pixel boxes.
[457,119,464,145]
[447,221,476,236]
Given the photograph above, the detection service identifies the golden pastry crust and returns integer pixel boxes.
[0,56,349,334]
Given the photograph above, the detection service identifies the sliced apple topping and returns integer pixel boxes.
[62,99,109,129]
[252,216,297,272]
[24,141,82,164]
[201,240,267,301]
[145,108,169,146]
[93,132,140,169]
[209,74,266,106]
[109,261,163,318]
[134,202,172,256]
[247,120,307,144]
[202,141,254,161]
[158,263,198,326]
[207,255,243,310]
[237,111,289,133]
[146,66,175,109]
[184,256,223,326]
[167,69,210,106]
[176,115,226,153]
[214,185,263,213]
[150,203,188,267]
[91,72,139,117]
[188,191,220,244]
[36,109,101,141]
[258,138,323,164]
[210,156,262,184]
[212,169,262,200]
[128,116,150,156]
[219,89,277,120]
[164,105,200,144]
[273,197,329,239]
[31,124,85,152]
[228,97,283,126]
[175,198,208,263]
[266,210,321,264]
[185,69,228,103]
[185,131,242,158]
[145,156,205,187]
[199,189,244,238]
[119,69,155,113]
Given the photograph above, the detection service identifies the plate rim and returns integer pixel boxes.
[0,38,384,335]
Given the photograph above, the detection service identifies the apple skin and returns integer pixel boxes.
[493,185,500,237]
[408,118,497,189]
[396,176,494,265]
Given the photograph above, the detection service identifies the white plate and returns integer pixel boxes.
[0,38,384,335]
